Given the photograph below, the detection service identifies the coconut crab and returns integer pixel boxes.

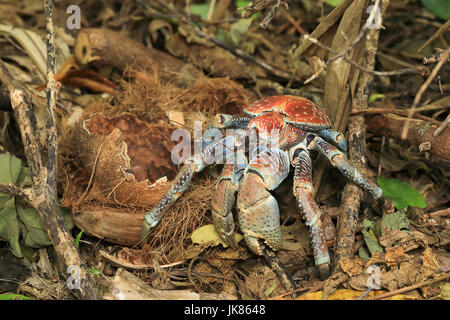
[140,95,382,278]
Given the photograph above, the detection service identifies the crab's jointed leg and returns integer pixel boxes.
[211,148,247,249]
[140,135,236,240]
[236,148,290,255]
[311,136,382,199]
[317,128,347,153]
[207,114,251,130]
[290,141,330,279]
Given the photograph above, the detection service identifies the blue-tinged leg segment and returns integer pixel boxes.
[207,114,251,130]
[311,136,382,199]
[317,128,348,153]
[140,136,238,241]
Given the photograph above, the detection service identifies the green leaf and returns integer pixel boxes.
[191,224,243,248]
[264,280,276,296]
[375,209,410,236]
[75,230,83,248]
[0,153,23,185]
[235,0,259,18]
[0,293,34,300]
[326,0,345,7]
[0,197,22,256]
[236,0,250,8]
[88,268,100,276]
[190,2,210,20]
[378,177,426,209]
[420,0,450,20]
[368,93,385,103]
[361,219,384,255]
[358,246,371,260]
[229,18,253,46]
[0,152,73,257]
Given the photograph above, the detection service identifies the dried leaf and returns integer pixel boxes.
[339,256,364,276]
[191,224,243,248]
[280,219,311,252]
[441,282,450,300]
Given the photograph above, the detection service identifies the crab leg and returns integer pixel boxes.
[317,128,347,153]
[211,149,247,249]
[236,148,290,255]
[310,136,382,199]
[140,135,235,240]
[207,114,251,130]
[291,142,330,279]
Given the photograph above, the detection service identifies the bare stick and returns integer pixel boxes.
[401,48,450,140]
[0,1,98,299]
[144,0,294,80]
[260,0,289,29]
[351,108,441,123]
[433,112,450,138]
[302,34,421,84]
[366,272,450,300]
[334,0,389,271]
[261,245,297,292]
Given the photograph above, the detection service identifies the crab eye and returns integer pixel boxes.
[219,115,226,124]
[306,134,315,146]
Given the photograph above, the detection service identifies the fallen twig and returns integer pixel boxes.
[334,0,389,272]
[141,0,295,80]
[433,113,450,138]
[401,47,450,140]
[0,1,98,299]
[259,0,289,29]
[429,208,450,218]
[352,108,441,123]
[302,34,421,84]
[269,281,324,300]
[261,245,297,292]
[367,113,450,163]
[365,272,450,300]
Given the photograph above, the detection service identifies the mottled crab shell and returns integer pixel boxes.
[244,95,331,130]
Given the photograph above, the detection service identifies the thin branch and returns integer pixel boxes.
[144,0,294,80]
[261,245,297,292]
[401,47,450,140]
[192,27,293,79]
[0,183,33,204]
[302,34,421,84]
[260,0,289,29]
[334,0,389,272]
[433,112,450,138]
[351,107,441,124]
[0,1,99,299]
[366,272,450,300]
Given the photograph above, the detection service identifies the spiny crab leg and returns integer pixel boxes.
[140,135,236,240]
[211,149,247,249]
[207,114,251,130]
[291,142,330,279]
[311,136,382,199]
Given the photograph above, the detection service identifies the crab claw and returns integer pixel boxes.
[211,179,239,249]
[236,173,282,256]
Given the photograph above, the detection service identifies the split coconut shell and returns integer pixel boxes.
[61,112,177,246]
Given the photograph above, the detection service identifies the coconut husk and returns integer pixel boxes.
[59,70,251,252]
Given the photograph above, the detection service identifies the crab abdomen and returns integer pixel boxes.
[244,95,331,131]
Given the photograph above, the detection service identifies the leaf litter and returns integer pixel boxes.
[0,0,448,300]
